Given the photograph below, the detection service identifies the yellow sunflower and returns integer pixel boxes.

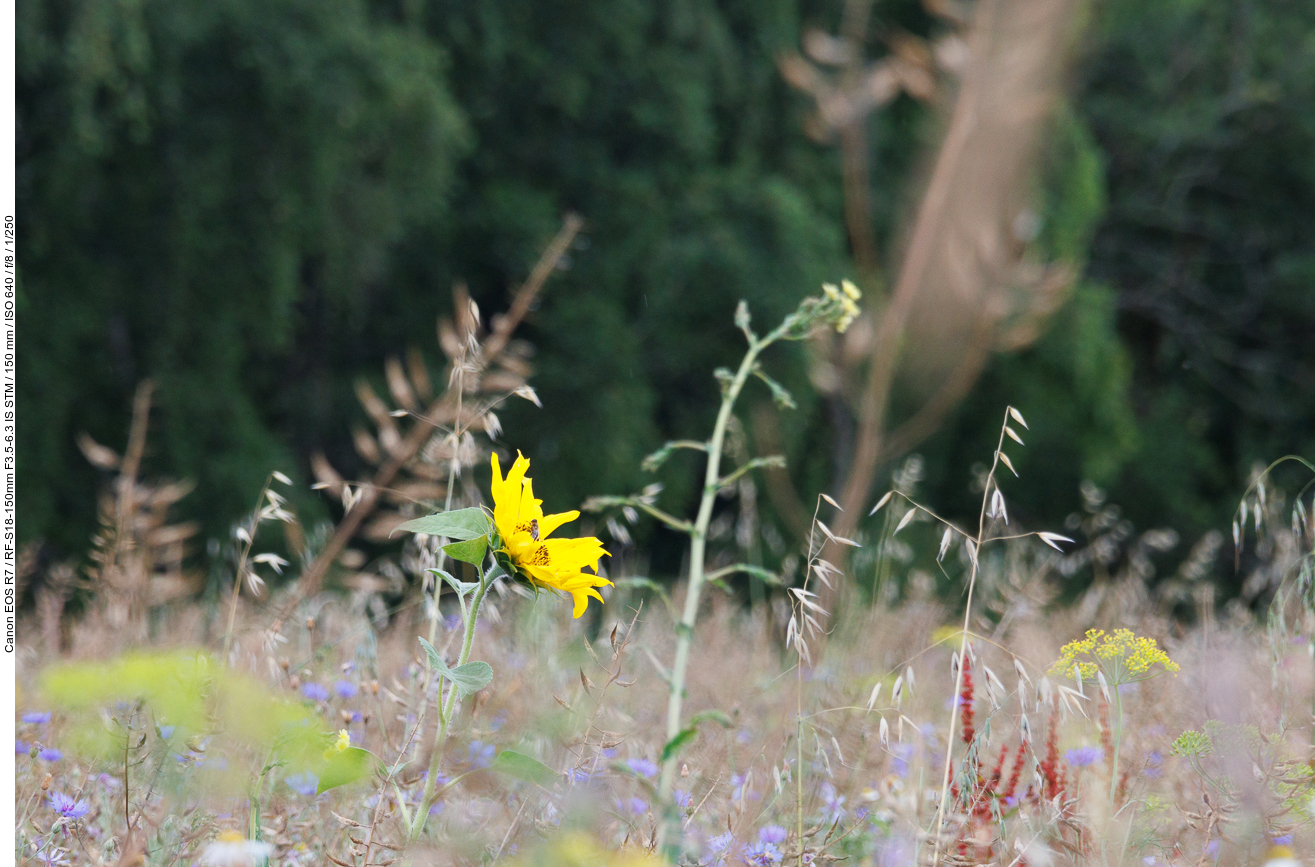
[490,452,611,618]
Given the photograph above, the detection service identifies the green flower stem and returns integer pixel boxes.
[657,316,794,849]
[410,565,492,841]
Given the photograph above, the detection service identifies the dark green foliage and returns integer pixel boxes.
[16,0,1315,596]
[1075,0,1315,532]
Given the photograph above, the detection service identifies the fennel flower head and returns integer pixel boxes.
[1049,628,1179,684]
[491,452,611,618]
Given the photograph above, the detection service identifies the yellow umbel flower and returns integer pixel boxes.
[1049,628,1179,682]
[491,452,611,618]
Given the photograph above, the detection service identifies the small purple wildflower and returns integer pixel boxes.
[23,712,51,725]
[891,743,915,778]
[820,781,846,821]
[1065,745,1104,768]
[301,682,331,702]
[16,740,29,754]
[742,842,782,866]
[737,729,753,745]
[674,789,692,809]
[467,740,494,769]
[48,793,90,820]
[758,826,787,844]
[627,757,659,778]
[158,725,175,740]
[1205,840,1220,858]
[38,748,63,762]
[1274,836,1294,846]
[568,768,592,784]
[628,797,648,815]
[285,773,319,796]
[709,833,736,854]
[334,680,358,699]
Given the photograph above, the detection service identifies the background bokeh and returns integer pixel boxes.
[16,0,1315,597]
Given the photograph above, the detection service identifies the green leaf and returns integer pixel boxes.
[447,661,493,697]
[490,750,558,786]
[660,710,732,763]
[418,637,446,671]
[443,536,488,566]
[394,508,492,541]
[660,729,698,764]
[752,367,796,410]
[417,639,493,698]
[689,710,733,728]
[317,747,377,794]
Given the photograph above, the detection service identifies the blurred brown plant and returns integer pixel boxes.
[779,0,1084,612]
[76,381,200,647]
[298,213,583,598]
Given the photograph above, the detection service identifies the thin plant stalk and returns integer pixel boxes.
[221,475,275,662]
[657,324,789,791]
[1110,684,1124,803]
[929,408,1012,864]
[410,565,492,841]
[655,315,800,847]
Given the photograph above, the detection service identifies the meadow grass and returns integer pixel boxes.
[14,289,1315,867]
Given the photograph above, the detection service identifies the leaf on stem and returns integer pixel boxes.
[317,747,378,794]
[395,508,493,541]
[418,638,494,698]
[490,750,557,787]
[443,536,489,566]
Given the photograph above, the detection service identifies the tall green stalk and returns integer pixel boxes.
[410,568,491,841]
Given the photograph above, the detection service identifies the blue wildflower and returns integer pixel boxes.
[628,796,648,815]
[674,789,692,809]
[334,680,358,699]
[16,740,29,754]
[758,826,787,844]
[158,725,175,740]
[48,792,90,820]
[709,833,736,854]
[23,712,51,725]
[285,772,319,796]
[38,748,62,762]
[627,757,659,778]
[467,740,494,769]
[1065,746,1104,768]
[1274,836,1294,846]
[742,841,782,866]
[301,682,331,702]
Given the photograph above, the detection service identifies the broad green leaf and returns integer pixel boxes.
[395,508,492,541]
[447,661,493,697]
[317,747,377,794]
[443,536,488,566]
[490,750,557,786]
[417,639,493,698]
[418,637,446,673]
